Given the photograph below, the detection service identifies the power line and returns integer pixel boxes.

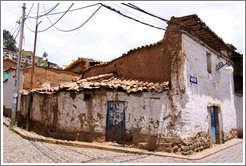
[27,3,60,19]
[112,3,165,28]
[11,23,20,36]
[38,3,74,32]
[25,3,34,19]
[100,4,183,33]
[14,27,21,40]
[122,3,189,31]
[27,3,100,19]
[43,4,102,32]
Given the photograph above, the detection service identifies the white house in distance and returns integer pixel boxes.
[19,14,243,155]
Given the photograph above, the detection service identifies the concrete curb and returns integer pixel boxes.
[3,120,243,160]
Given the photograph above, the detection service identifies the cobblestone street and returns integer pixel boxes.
[2,125,244,164]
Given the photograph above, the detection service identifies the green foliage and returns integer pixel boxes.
[9,126,14,132]
[22,52,31,57]
[41,62,48,67]
[34,61,39,66]
[3,29,17,52]
[22,52,26,57]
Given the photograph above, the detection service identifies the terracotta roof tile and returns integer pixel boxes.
[20,73,169,95]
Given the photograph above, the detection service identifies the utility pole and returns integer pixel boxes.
[10,3,26,127]
[30,3,40,90]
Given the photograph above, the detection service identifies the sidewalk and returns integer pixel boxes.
[3,117,243,160]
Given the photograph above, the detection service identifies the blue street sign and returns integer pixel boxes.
[190,76,197,84]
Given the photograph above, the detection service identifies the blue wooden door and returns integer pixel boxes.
[106,101,125,143]
[210,107,216,143]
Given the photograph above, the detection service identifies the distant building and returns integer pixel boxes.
[3,49,61,69]
[3,58,17,70]
[64,57,102,74]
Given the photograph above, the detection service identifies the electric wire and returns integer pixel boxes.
[122,3,185,28]
[14,27,21,41]
[27,3,60,19]
[11,24,20,37]
[112,3,165,28]
[43,4,102,32]
[37,3,74,32]
[44,3,101,16]
[10,22,19,34]
[100,4,183,33]
[27,3,100,19]
[25,3,34,19]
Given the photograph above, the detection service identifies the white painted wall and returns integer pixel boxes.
[3,70,24,112]
[234,94,243,136]
[49,90,169,135]
[179,33,240,139]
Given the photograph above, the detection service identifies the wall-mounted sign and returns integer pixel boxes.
[190,76,197,84]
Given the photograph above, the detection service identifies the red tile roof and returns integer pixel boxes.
[21,73,169,95]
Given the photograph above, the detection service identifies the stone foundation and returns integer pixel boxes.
[135,131,211,155]
[223,129,238,142]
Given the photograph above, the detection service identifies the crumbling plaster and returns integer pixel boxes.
[176,33,238,139]
[56,89,169,136]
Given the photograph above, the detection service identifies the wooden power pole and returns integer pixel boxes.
[30,3,40,90]
[10,3,26,127]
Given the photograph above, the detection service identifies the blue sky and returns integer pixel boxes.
[1,1,245,67]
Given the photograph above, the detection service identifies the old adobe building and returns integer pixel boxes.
[3,65,79,118]
[19,14,243,155]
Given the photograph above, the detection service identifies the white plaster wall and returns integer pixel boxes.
[179,34,238,139]
[3,70,24,111]
[57,90,169,135]
[234,94,243,135]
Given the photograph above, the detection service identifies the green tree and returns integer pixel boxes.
[3,29,17,51]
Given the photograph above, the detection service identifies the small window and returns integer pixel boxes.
[206,52,212,74]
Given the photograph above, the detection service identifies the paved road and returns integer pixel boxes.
[2,125,244,163]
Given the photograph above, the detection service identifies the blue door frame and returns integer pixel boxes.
[210,107,216,143]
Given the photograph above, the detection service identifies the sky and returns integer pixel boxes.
[1,1,245,68]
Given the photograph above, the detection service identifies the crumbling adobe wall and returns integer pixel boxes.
[23,67,79,90]
[82,62,117,79]
[83,42,170,83]
[19,88,169,145]
[19,93,59,138]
